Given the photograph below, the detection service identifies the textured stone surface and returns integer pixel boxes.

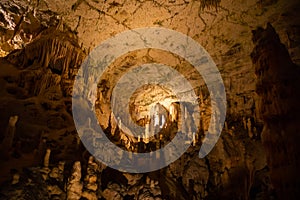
[0,0,299,199]
[67,161,83,200]
[252,23,300,200]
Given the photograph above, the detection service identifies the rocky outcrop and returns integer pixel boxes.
[251,23,300,200]
[5,28,85,97]
[0,0,60,57]
[0,28,85,167]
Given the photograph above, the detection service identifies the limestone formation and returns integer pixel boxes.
[82,157,98,200]
[102,183,123,200]
[243,117,247,130]
[150,179,155,188]
[123,173,143,186]
[8,116,18,127]
[48,184,63,198]
[43,149,51,168]
[228,126,235,136]
[224,121,228,131]
[247,118,253,138]
[11,173,20,185]
[49,161,65,182]
[252,23,300,199]
[0,0,299,199]
[102,188,122,200]
[67,161,83,200]
[0,116,19,156]
[36,138,47,164]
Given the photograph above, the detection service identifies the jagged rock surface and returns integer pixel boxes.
[251,23,300,200]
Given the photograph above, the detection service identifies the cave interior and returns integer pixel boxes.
[0,0,300,199]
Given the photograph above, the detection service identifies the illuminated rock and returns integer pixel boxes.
[67,161,83,200]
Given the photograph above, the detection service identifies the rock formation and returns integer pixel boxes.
[67,161,83,200]
[43,148,51,168]
[82,156,98,200]
[0,115,18,158]
[0,0,299,199]
[251,23,300,200]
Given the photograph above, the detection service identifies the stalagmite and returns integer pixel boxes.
[11,173,20,185]
[67,161,83,200]
[50,161,65,182]
[228,126,234,136]
[247,118,253,138]
[242,117,247,130]
[146,176,151,185]
[36,138,47,164]
[40,148,51,180]
[8,115,18,127]
[0,116,18,154]
[82,157,98,200]
[43,149,51,168]
[150,180,155,188]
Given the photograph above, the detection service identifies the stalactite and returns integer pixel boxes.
[200,0,221,11]
[33,69,61,96]
[5,29,85,98]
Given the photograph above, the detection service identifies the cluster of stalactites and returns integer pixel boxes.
[200,0,221,11]
[6,30,85,77]
[5,30,85,97]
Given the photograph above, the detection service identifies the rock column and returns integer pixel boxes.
[82,156,98,200]
[67,161,83,200]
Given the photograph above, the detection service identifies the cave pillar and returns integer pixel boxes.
[43,149,51,168]
[67,161,83,200]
